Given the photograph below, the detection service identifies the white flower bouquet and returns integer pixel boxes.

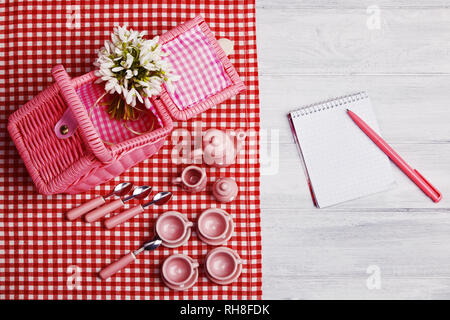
[94,26,180,121]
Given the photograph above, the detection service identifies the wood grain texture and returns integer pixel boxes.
[259,75,450,143]
[257,7,450,74]
[257,0,450,9]
[262,209,450,299]
[257,0,450,299]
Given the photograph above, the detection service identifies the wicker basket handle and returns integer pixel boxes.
[52,65,113,163]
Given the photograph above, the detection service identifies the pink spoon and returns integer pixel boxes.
[84,185,152,223]
[65,182,133,221]
[99,236,162,280]
[104,191,172,229]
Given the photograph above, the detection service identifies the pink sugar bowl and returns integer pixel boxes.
[212,177,239,203]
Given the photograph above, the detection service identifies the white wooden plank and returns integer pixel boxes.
[257,0,450,9]
[261,143,450,209]
[256,8,450,74]
[259,75,450,143]
[255,1,450,300]
[263,277,450,299]
[262,208,450,299]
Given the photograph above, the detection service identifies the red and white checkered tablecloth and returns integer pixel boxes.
[0,0,261,300]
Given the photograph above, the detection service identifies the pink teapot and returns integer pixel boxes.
[192,129,245,167]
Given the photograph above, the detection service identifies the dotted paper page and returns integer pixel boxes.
[290,93,395,208]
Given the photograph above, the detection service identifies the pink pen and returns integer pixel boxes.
[347,109,442,202]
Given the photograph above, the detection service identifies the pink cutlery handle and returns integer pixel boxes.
[99,252,136,280]
[104,205,145,229]
[84,199,124,223]
[66,196,105,221]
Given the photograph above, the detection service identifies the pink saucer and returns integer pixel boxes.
[162,267,198,291]
[161,227,191,248]
[198,208,230,240]
[206,264,242,285]
[197,209,234,246]
[155,211,192,248]
[205,248,243,285]
[161,254,199,291]
[197,217,233,246]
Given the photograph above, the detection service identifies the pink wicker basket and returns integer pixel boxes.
[7,16,245,195]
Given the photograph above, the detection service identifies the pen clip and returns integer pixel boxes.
[414,169,442,202]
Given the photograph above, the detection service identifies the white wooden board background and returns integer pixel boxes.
[256,0,450,299]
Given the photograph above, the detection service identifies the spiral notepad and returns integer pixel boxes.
[288,92,395,208]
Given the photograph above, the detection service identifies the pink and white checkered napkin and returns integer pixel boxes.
[76,82,162,145]
[163,24,232,110]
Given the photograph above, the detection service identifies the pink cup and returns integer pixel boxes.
[162,254,199,287]
[172,165,207,193]
[197,208,232,241]
[156,211,192,244]
[205,247,243,282]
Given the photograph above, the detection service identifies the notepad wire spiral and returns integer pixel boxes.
[290,91,368,118]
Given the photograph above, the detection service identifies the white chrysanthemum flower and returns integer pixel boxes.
[94,26,180,118]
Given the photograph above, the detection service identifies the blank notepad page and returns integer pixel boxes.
[289,92,395,208]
